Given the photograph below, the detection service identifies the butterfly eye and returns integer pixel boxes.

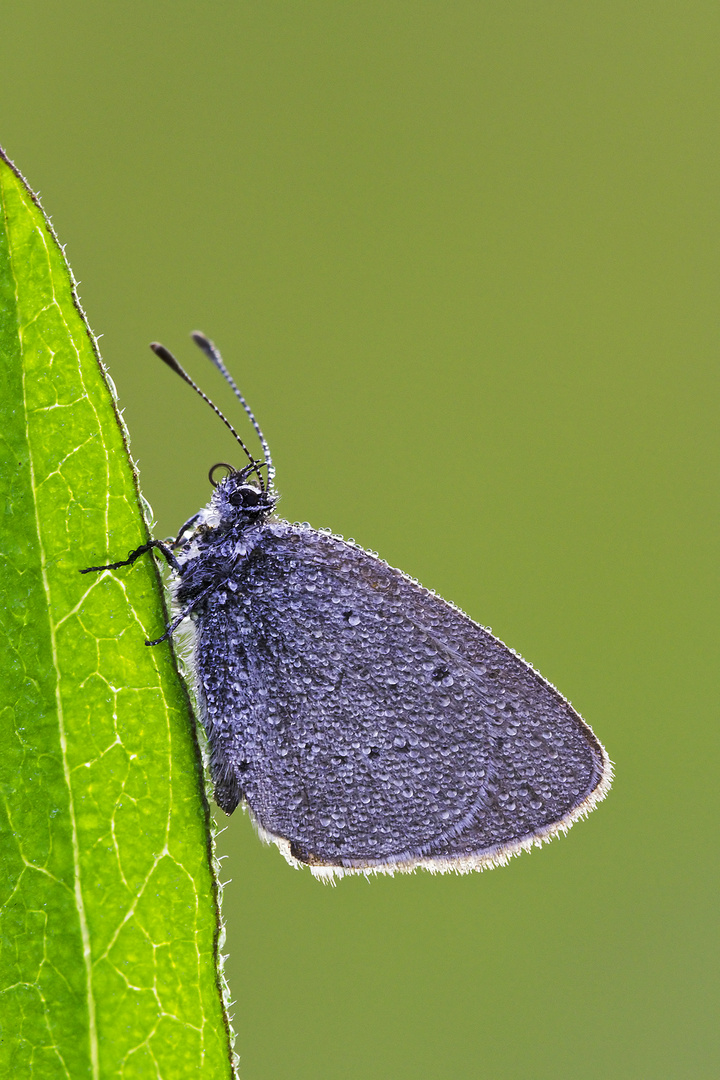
[229,485,261,508]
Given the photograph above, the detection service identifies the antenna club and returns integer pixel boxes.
[150,342,184,376]
[191,330,212,349]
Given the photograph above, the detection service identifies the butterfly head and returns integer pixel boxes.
[211,465,277,526]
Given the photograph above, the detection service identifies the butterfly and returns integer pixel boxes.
[83,333,611,880]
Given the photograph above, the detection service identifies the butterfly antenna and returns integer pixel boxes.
[191,331,276,487]
[150,342,266,490]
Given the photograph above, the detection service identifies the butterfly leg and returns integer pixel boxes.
[173,513,202,545]
[80,538,182,575]
[144,582,217,647]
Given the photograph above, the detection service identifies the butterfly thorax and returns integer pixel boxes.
[173,473,277,606]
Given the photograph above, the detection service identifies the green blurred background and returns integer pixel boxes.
[2,3,717,1077]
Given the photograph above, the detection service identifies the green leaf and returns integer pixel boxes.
[0,150,235,1078]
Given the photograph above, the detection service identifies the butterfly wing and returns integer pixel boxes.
[194,521,611,876]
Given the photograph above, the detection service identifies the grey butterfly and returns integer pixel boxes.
[83,333,612,880]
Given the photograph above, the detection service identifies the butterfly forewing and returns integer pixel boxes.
[193,521,609,873]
